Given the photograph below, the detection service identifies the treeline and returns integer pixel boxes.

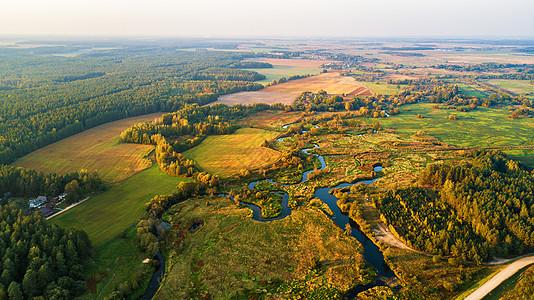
[188,67,266,82]
[377,151,534,263]
[0,205,92,299]
[291,90,411,116]
[0,165,104,200]
[0,50,268,165]
[229,61,273,69]
[264,74,311,87]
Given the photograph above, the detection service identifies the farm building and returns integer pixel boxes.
[39,207,55,218]
[29,196,47,208]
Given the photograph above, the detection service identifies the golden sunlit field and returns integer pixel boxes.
[214,72,373,106]
[183,128,281,177]
[13,113,162,183]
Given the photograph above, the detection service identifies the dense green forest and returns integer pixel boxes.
[0,165,104,202]
[0,46,265,165]
[376,151,534,263]
[0,205,92,299]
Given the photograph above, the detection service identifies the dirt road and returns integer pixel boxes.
[46,197,89,220]
[464,255,534,300]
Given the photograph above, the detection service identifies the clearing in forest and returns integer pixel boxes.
[183,128,281,177]
[12,113,162,183]
[214,72,372,106]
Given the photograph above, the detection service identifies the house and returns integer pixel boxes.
[39,207,55,218]
[29,196,47,208]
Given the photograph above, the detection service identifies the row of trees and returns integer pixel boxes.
[0,205,92,299]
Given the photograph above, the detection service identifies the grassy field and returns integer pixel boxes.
[183,128,281,177]
[360,81,406,95]
[245,66,322,85]
[156,196,372,299]
[361,103,534,148]
[457,83,488,98]
[486,79,534,95]
[49,165,192,246]
[13,113,163,183]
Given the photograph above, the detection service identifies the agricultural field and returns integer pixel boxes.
[13,113,163,183]
[486,79,534,96]
[155,195,373,299]
[214,72,372,106]
[49,165,192,246]
[183,128,281,177]
[239,110,302,130]
[359,81,406,95]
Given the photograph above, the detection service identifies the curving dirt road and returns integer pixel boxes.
[464,255,534,300]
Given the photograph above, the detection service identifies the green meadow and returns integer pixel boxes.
[50,165,193,246]
[361,103,534,148]
[245,66,322,85]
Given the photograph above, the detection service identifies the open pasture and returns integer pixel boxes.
[183,128,281,177]
[49,165,192,247]
[13,113,163,183]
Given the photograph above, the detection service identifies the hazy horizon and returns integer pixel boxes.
[2,0,534,38]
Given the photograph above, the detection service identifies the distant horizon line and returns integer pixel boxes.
[1,34,534,41]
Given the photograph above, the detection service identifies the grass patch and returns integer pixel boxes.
[245,66,322,85]
[13,113,162,183]
[49,165,192,246]
[457,83,488,98]
[487,79,534,95]
[183,128,281,177]
[360,81,406,95]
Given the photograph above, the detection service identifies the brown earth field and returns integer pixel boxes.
[13,113,163,183]
[214,72,373,106]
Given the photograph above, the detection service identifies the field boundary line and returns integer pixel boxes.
[47,197,90,220]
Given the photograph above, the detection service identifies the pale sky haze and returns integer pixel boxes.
[2,0,534,37]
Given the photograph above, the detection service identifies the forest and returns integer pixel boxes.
[376,151,534,263]
[0,48,266,165]
[0,205,92,299]
[0,165,104,202]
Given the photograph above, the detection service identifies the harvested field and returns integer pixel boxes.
[214,72,372,106]
[239,110,302,130]
[13,113,162,183]
[183,128,281,177]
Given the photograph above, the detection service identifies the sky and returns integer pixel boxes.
[2,0,534,37]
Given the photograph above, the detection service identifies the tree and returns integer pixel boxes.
[22,269,38,298]
[65,180,81,203]
[7,282,22,300]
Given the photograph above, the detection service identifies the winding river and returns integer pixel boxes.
[237,131,400,295]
